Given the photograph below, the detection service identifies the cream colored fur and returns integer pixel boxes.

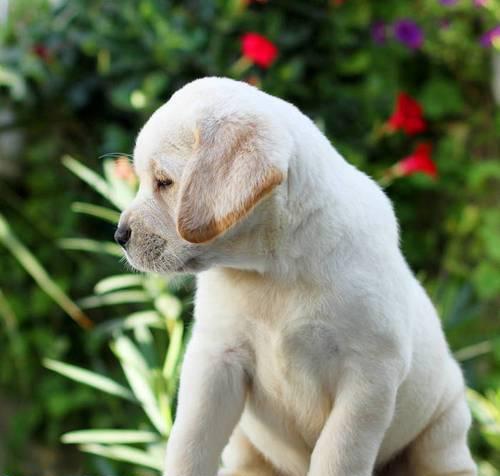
[118,77,477,476]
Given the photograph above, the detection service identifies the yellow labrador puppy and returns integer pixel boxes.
[116,77,476,476]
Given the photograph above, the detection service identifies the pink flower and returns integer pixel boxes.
[396,143,437,179]
[114,157,136,183]
[480,26,500,47]
[241,33,278,68]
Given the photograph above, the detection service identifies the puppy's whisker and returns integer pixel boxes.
[99,152,134,162]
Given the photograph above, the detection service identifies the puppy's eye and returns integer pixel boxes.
[156,177,174,190]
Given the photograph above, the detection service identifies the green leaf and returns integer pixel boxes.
[92,311,164,338]
[0,288,19,335]
[95,274,145,294]
[0,213,93,329]
[336,50,371,75]
[478,461,500,476]
[155,295,182,321]
[79,444,163,470]
[454,340,493,361]
[71,202,121,224]
[467,388,500,426]
[163,320,184,384]
[58,238,123,257]
[472,262,500,299]
[134,324,158,370]
[0,65,27,99]
[62,429,160,444]
[112,335,169,435]
[0,289,26,382]
[62,155,128,210]
[78,290,150,309]
[468,161,500,191]
[44,359,136,402]
[420,77,465,120]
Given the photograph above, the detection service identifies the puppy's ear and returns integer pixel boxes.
[176,118,284,244]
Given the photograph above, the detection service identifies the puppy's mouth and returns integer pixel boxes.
[123,247,205,275]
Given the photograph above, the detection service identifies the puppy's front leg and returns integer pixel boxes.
[164,333,247,476]
[308,362,400,476]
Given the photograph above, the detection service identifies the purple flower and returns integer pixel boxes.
[439,0,457,5]
[371,21,387,44]
[474,0,487,6]
[481,25,500,47]
[393,19,424,50]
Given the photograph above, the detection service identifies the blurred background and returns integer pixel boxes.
[1,0,499,474]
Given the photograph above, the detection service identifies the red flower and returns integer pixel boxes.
[396,143,437,178]
[32,44,50,61]
[388,92,426,135]
[241,33,278,68]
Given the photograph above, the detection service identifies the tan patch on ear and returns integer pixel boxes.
[176,119,284,244]
[177,166,283,244]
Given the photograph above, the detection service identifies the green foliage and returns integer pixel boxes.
[0,0,499,474]
[468,389,500,473]
[0,212,92,328]
[44,317,182,471]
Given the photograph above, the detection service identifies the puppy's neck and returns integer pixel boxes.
[263,145,396,286]
[260,144,349,283]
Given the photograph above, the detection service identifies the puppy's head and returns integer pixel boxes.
[116,78,291,274]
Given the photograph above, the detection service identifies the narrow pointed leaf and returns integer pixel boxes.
[44,358,136,402]
[58,238,123,257]
[155,295,182,321]
[95,274,145,294]
[62,429,159,444]
[63,155,123,209]
[78,291,149,309]
[113,335,168,435]
[79,444,163,470]
[71,202,121,224]
[91,311,163,338]
[163,321,184,383]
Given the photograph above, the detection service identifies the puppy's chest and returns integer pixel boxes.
[200,271,341,444]
[241,298,341,447]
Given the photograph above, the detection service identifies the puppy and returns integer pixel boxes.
[116,77,477,476]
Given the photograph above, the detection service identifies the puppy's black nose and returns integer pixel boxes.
[114,226,131,247]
